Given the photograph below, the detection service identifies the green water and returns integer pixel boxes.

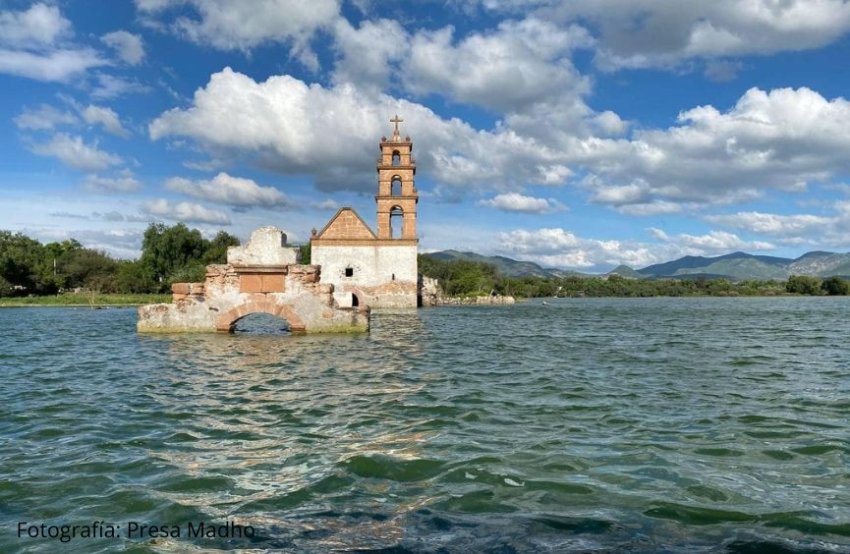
[1,298,848,553]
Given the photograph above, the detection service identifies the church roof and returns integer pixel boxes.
[314,207,377,240]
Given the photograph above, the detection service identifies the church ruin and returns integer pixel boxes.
[137,117,419,333]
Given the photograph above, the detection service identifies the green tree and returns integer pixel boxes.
[203,231,240,264]
[821,276,849,296]
[786,275,823,295]
[114,260,158,293]
[0,230,50,293]
[140,223,208,289]
[60,248,118,290]
[299,242,312,264]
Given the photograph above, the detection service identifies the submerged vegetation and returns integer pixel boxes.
[418,254,850,298]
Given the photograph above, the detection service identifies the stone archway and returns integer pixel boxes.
[215,298,307,333]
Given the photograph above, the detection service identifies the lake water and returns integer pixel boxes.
[1,298,848,553]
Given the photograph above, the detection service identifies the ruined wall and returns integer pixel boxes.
[226,226,299,266]
[311,243,418,309]
[138,226,369,333]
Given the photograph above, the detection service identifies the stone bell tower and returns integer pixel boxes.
[376,115,418,240]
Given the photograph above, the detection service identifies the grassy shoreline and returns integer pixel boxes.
[0,293,170,307]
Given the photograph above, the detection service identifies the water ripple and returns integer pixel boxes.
[1,299,849,552]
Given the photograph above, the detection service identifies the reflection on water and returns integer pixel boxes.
[0,301,848,553]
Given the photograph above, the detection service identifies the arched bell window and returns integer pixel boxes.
[389,206,404,238]
[391,176,402,196]
[391,150,401,166]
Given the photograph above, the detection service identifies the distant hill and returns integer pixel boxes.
[637,251,850,280]
[425,250,586,278]
[424,249,850,281]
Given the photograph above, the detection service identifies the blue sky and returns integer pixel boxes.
[2,0,850,272]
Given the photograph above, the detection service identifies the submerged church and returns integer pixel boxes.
[310,116,419,309]
[137,117,419,334]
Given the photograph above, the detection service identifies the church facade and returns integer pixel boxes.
[310,117,419,309]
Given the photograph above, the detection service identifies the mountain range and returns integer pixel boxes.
[425,250,850,281]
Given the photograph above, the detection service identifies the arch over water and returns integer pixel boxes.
[215,298,307,333]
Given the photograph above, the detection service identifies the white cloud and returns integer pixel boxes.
[32,133,122,171]
[82,105,130,137]
[704,59,743,82]
[404,18,592,113]
[84,173,142,193]
[165,172,291,207]
[477,192,565,213]
[91,73,151,99]
[706,211,833,235]
[141,199,231,225]
[496,226,775,271]
[14,104,78,130]
[0,48,107,82]
[649,227,774,252]
[531,1,850,70]
[136,0,340,62]
[332,18,407,91]
[0,3,70,48]
[0,4,107,82]
[575,87,850,210]
[30,227,146,259]
[149,67,572,192]
[497,227,659,269]
[101,30,145,65]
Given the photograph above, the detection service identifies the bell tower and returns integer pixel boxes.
[376,115,418,240]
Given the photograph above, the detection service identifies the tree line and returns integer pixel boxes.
[0,224,239,297]
[417,255,850,298]
[3,229,847,299]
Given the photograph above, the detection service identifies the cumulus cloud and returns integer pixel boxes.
[149,67,572,192]
[497,227,659,269]
[404,18,592,113]
[496,226,776,271]
[648,227,774,252]
[0,3,70,48]
[82,105,130,137]
[84,173,142,192]
[706,211,833,235]
[141,199,231,225]
[101,30,145,65]
[165,172,292,207]
[14,104,78,130]
[31,133,122,171]
[135,0,340,65]
[705,208,850,248]
[491,1,850,70]
[0,4,107,82]
[477,192,566,213]
[576,87,850,211]
[332,18,407,90]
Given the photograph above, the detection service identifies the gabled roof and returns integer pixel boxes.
[314,207,377,240]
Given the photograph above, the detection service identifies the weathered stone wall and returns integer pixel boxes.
[226,226,299,266]
[138,251,368,333]
[311,243,418,309]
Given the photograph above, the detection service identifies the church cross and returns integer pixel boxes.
[390,114,403,134]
